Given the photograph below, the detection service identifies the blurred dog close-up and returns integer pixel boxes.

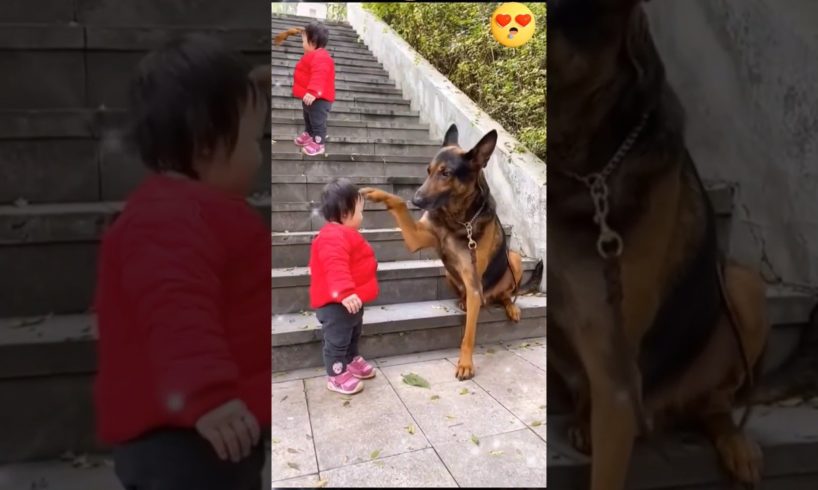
[548,0,770,489]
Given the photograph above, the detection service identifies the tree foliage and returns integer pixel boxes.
[364,2,545,160]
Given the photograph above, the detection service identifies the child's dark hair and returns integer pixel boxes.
[320,178,361,223]
[128,34,262,178]
[304,22,330,49]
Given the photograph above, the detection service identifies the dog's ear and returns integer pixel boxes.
[465,130,498,169]
[443,124,459,147]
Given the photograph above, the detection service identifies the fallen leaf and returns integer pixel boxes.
[314,479,329,488]
[486,348,496,354]
[459,388,469,395]
[405,424,416,435]
[13,197,29,207]
[271,437,281,444]
[531,420,543,427]
[519,342,531,348]
[470,434,480,446]
[343,400,351,407]
[539,405,546,410]
[430,395,440,400]
[280,395,288,402]
[402,372,430,389]
[287,448,300,454]
[370,449,381,459]
[287,462,300,470]
[490,450,504,456]
[445,414,456,420]
[301,325,310,329]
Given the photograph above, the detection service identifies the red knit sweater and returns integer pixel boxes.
[309,223,379,309]
[93,174,271,444]
[292,48,336,102]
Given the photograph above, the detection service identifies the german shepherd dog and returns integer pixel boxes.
[361,125,544,380]
[548,0,770,488]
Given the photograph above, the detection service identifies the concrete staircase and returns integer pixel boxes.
[268,14,547,374]
[0,3,271,462]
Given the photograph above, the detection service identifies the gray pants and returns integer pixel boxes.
[113,428,266,490]
[302,99,332,144]
[316,303,364,376]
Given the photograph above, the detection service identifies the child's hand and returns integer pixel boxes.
[303,93,317,106]
[195,399,260,462]
[342,293,363,314]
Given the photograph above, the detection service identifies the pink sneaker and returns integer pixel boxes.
[347,356,375,379]
[301,140,325,156]
[327,370,364,395]
[294,131,313,146]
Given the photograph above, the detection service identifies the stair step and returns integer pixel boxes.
[0,196,271,317]
[270,13,352,28]
[270,58,387,76]
[271,136,440,158]
[270,50,381,69]
[272,107,421,125]
[270,174,424,203]
[271,226,513,268]
[547,407,818,489]
[271,94,409,113]
[270,201,424,233]
[272,295,548,371]
[270,153,429,179]
[273,124,428,142]
[272,81,402,96]
[273,45,379,62]
[270,87,405,104]
[271,68,394,85]
[270,19,359,41]
[271,258,542,314]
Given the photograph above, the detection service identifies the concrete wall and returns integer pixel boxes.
[644,0,818,290]
[346,3,546,290]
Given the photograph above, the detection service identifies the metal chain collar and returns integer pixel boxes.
[561,111,651,259]
[460,190,488,251]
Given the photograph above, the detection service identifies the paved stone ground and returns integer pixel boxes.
[271,337,547,488]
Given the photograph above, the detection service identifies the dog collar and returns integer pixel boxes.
[559,110,651,258]
[459,199,487,251]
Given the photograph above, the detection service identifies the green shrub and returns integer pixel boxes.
[364,2,545,160]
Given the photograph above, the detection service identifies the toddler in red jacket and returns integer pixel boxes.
[292,21,336,156]
[93,35,270,489]
[309,178,379,395]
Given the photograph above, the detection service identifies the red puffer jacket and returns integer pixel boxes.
[309,222,379,308]
[93,174,271,444]
[292,48,336,102]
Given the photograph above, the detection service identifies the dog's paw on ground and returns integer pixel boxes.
[715,431,763,485]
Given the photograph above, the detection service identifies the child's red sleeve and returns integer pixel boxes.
[307,52,333,99]
[119,202,239,426]
[316,228,357,301]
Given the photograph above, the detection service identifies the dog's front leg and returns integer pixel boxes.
[574,329,640,490]
[452,249,485,380]
[360,187,437,252]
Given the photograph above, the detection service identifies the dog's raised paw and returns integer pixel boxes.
[715,431,763,485]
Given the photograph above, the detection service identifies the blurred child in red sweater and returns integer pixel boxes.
[292,22,336,156]
[94,35,270,489]
[309,178,379,395]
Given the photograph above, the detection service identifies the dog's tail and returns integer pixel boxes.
[517,259,544,295]
[274,27,304,46]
